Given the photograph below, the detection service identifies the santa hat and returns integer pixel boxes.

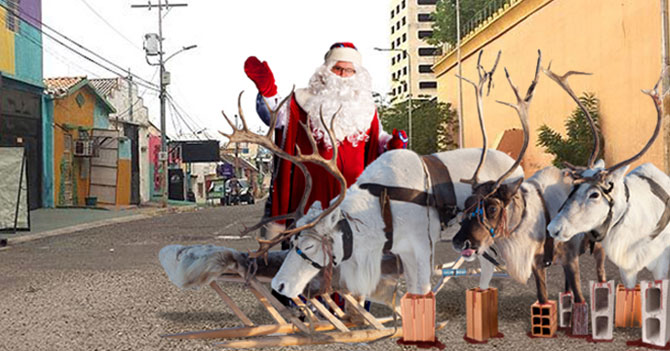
[324,42,362,66]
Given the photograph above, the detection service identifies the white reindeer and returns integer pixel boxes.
[271,147,524,298]
[452,54,607,303]
[545,68,666,289]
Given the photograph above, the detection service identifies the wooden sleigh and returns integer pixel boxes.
[161,258,467,348]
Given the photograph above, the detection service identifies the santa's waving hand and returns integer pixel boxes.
[244,42,407,238]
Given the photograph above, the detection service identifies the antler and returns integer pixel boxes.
[542,64,599,169]
[219,91,347,259]
[458,50,502,185]
[489,50,542,193]
[603,76,663,175]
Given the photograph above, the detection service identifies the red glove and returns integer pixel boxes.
[244,56,277,97]
[387,129,408,150]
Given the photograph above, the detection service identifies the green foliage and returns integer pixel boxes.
[428,0,498,46]
[379,99,459,155]
[536,93,604,167]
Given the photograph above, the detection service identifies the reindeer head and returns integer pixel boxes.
[271,202,351,298]
[546,67,663,243]
[451,50,541,261]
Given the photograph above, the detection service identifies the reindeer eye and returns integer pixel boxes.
[303,245,314,251]
[589,192,600,199]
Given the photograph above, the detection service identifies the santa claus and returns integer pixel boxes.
[244,42,407,236]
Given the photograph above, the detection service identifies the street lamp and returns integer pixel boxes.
[374,47,412,150]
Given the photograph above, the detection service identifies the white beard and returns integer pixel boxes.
[301,62,376,148]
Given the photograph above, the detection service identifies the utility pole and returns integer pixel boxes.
[457,0,464,149]
[661,0,670,173]
[127,68,133,122]
[234,114,240,178]
[132,0,189,207]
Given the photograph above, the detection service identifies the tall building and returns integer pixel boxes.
[388,0,439,102]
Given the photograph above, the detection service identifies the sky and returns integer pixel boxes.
[42,0,393,142]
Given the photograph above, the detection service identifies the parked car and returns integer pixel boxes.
[225,178,254,205]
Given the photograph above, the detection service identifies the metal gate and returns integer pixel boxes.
[89,129,119,205]
[124,124,140,205]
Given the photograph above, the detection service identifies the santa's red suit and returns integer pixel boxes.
[245,42,407,228]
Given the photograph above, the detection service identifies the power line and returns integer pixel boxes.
[77,0,143,52]
[0,2,159,91]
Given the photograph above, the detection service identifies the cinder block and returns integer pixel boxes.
[589,280,614,340]
[466,288,498,342]
[615,284,642,328]
[572,302,589,335]
[558,292,573,329]
[641,279,670,347]
[401,292,436,342]
[530,300,557,338]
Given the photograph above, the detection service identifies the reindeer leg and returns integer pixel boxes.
[649,247,670,280]
[531,262,549,304]
[564,257,585,303]
[592,241,607,282]
[619,267,638,289]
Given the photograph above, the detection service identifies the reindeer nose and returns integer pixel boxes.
[277,283,285,293]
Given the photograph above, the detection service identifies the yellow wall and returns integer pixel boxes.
[116,159,131,206]
[0,6,16,75]
[434,0,664,175]
[53,88,98,206]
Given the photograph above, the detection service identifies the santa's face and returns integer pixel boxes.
[302,61,375,147]
[330,61,356,78]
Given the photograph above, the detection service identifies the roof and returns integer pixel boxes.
[89,78,120,97]
[43,76,116,113]
[43,76,86,96]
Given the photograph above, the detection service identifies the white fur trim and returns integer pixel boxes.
[325,47,362,66]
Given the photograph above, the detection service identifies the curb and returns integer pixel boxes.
[0,205,198,250]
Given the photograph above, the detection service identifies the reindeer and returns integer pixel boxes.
[452,53,607,304]
[546,67,667,290]
[235,52,526,299]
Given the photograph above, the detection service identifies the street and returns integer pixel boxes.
[0,202,652,351]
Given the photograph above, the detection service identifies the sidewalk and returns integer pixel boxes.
[0,201,197,247]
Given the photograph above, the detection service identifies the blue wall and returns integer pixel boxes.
[42,95,53,207]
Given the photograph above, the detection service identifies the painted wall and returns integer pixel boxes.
[116,137,131,205]
[42,95,53,207]
[0,0,42,87]
[52,86,114,206]
[148,133,162,199]
[433,0,665,175]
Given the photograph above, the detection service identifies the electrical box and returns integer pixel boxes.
[143,33,160,56]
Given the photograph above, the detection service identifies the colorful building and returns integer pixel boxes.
[433,0,669,175]
[0,0,49,208]
[44,77,135,207]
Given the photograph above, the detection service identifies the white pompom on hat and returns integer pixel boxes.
[324,42,362,66]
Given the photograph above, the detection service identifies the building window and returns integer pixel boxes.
[396,21,400,30]
[404,83,408,92]
[402,0,406,8]
[402,33,407,42]
[391,10,394,18]
[403,67,408,75]
[402,16,406,26]
[6,0,20,32]
[396,53,401,62]
[391,41,395,49]
[403,51,407,58]
[396,4,400,13]
[396,37,401,46]
[418,0,437,4]
[76,93,86,108]
[418,13,433,22]
[392,57,396,65]
[391,26,395,34]
[419,64,433,73]
[419,81,437,89]
[418,30,433,39]
[418,47,440,56]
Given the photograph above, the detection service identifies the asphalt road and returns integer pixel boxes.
[0,201,655,350]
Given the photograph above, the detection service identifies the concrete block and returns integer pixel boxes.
[466,288,498,342]
[572,302,589,335]
[401,292,436,342]
[641,279,670,347]
[615,284,641,328]
[558,291,573,329]
[590,280,614,340]
[531,300,557,338]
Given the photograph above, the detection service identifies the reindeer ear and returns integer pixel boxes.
[323,207,342,229]
[594,159,606,169]
[498,177,524,204]
[606,165,630,184]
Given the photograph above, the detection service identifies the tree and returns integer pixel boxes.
[379,99,459,155]
[536,93,604,167]
[428,0,493,46]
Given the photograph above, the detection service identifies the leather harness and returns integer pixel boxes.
[359,154,458,254]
